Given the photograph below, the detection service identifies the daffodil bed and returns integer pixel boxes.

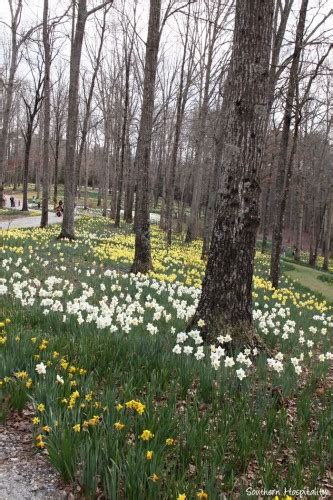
[0,216,332,499]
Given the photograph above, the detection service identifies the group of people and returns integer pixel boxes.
[1,194,64,214]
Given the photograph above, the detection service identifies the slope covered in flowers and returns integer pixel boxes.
[1,216,332,498]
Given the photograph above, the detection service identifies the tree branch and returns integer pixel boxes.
[86,0,114,18]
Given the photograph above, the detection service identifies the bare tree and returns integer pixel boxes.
[270,0,308,288]
[75,6,110,201]
[59,0,113,239]
[40,0,51,227]
[21,61,44,211]
[51,67,66,207]
[0,0,42,207]
[114,3,136,227]
[188,0,274,346]
[164,4,193,245]
[323,183,332,271]
[185,0,226,243]
[131,0,162,273]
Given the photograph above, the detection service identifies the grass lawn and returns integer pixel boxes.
[1,217,332,499]
[284,260,333,304]
[0,208,41,221]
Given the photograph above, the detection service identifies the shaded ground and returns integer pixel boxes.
[284,260,333,303]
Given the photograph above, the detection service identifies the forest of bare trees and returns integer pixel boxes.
[0,0,332,339]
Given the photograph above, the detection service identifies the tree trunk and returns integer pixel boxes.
[102,140,110,217]
[0,1,21,208]
[123,123,133,222]
[188,0,274,346]
[201,104,228,258]
[115,40,133,227]
[261,160,273,254]
[294,161,305,261]
[165,14,190,245]
[131,0,162,273]
[41,0,51,227]
[323,186,332,271]
[185,9,220,243]
[124,160,134,223]
[84,145,89,210]
[75,8,107,202]
[22,125,33,211]
[59,0,87,239]
[270,0,308,288]
[53,133,60,206]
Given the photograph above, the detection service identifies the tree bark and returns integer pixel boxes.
[59,0,88,239]
[131,0,162,273]
[188,0,274,347]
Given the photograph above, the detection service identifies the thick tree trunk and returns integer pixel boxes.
[41,0,51,227]
[270,0,308,288]
[131,0,162,273]
[189,0,274,346]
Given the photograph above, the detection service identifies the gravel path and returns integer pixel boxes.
[0,214,62,231]
[0,211,160,230]
[0,412,69,500]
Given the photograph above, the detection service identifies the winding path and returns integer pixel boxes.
[0,211,160,230]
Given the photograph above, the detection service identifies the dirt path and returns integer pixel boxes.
[0,215,62,230]
[0,412,68,500]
